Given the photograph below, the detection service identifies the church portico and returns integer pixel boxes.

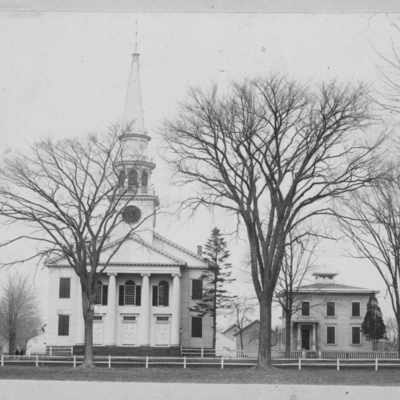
[94,268,182,347]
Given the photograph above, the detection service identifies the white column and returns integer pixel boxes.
[312,324,316,351]
[171,273,181,346]
[105,273,117,345]
[297,324,301,351]
[141,273,151,346]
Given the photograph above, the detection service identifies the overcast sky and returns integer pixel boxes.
[0,10,399,324]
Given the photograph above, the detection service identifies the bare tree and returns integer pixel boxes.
[275,231,319,357]
[0,127,151,366]
[386,317,398,351]
[231,296,257,350]
[0,274,42,354]
[337,162,400,357]
[161,74,382,368]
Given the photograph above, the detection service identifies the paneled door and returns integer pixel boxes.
[122,316,137,345]
[93,316,104,345]
[155,316,170,346]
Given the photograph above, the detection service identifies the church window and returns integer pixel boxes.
[95,281,108,306]
[59,278,71,299]
[152,281,169,306]
[192,280,203,300]
[191,317,202,338]
[118,170,126,188]
[142,170,148,187]
[127,169,138,188]
[119,280,141,306]
[58,315,70,336]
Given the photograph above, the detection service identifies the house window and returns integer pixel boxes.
[327,326,335,344]
[157,316,169,322]
[153,281,169,306]
[119,280,141,306]
[58,315,69,336]
[95,281,108,306]
[142,170,148,187]
[352,302,360,317]
[352,327,361,344]
[93,315,103,321]
[191,317,203,338]
[301,302,310,316]
[192,280,203,300]
[59,278,71,299]
[327,302,335,317]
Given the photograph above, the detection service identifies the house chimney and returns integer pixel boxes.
[197,245,202,257]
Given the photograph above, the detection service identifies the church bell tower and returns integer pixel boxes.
[114,49,159,243]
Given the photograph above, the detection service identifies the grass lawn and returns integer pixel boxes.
[1,366,400,385]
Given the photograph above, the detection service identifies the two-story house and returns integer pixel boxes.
[281,272,379,354]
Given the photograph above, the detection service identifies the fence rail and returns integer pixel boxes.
[2,354,400,370]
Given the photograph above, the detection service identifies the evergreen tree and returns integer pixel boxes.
[191,227,237,349]
[361,294,386,351]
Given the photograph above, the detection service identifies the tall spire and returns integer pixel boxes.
[122,43,146,136]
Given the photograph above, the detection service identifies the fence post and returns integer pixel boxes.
[299,358,301,370]
[146,356,149,369]
[184,356,186,369]
[108,355,111,369]
[36,354,39,367]
[50,346,52,357]
[201,348,204,358]
[375,358,378,371]
[221,357,224,370]
[71,346,73,355]
[1,354,3,367]
[73,355,76,368]
[337,358,339,371]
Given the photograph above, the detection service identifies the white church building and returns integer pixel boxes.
[43,50,213,354]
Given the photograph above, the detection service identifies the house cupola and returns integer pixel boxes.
[312,272,338,284]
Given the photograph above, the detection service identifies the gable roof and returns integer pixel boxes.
[48,234,187,268]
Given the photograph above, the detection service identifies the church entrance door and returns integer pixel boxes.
[93,317,104,345]
[155,316,170,346]
[122,316,137,345]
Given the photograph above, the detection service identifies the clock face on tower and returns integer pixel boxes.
[122,205,142,225]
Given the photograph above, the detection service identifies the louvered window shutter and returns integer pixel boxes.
[163,284,169,306]
[119,286,124,306]
[136,286,142,306]
[152,286,158,306]
[102,285,108,306]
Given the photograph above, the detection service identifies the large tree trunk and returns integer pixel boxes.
[285,313,292,358]
[257,293,273,368]
[8,331,16,355]
[396,315,400,359]
[81,289,95,367]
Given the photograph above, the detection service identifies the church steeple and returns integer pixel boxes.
[122,52,146,136]
[115,48,159,242]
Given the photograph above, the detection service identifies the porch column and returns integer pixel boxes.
[105,273,117,345]
[171,273,181,346]
[297,324,302,351]
[312,324,316,351]
[141,273,151,346]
